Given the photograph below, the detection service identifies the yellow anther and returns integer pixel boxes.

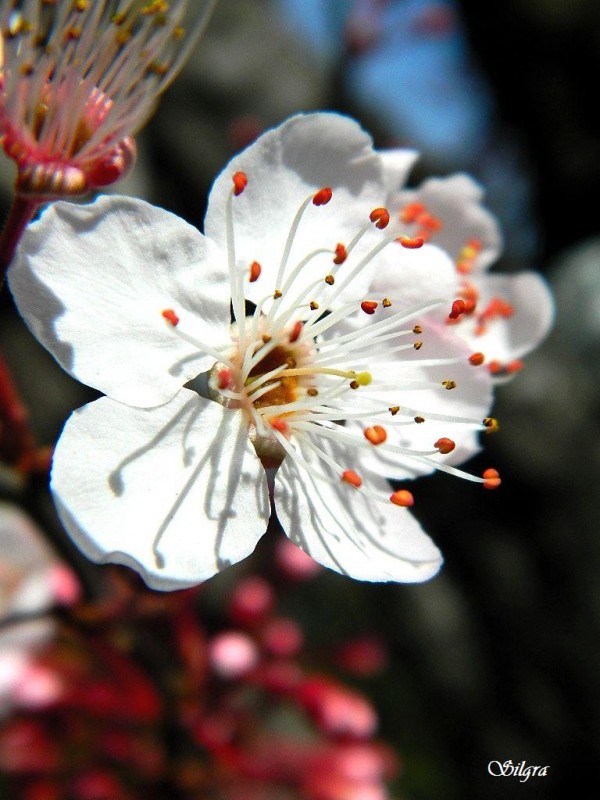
[355,371,372,386]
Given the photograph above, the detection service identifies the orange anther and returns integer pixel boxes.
[448,299,465,320]
[397,235,424,249]
[313,187,332,206]
[390,489,414,507]
[162,308,179,326]
[232,171,248,196]
[488,360,502,374]
[462,299,477,315]
[506,359,524,374]
[249,260,261,282]
[369,207,390,229]
[333,243,347,264]
[361,300,378,315]
[270,418,289,433]
[435,437,455,454]
[399,201,425,224]
[469,352,485,366]
[342,470,362,488]
[416,211,442,232]
[364,425,387,445]
[289,321,303,343]
[459,282,479,303]
[218,368,232,390]
[482,468,501,490]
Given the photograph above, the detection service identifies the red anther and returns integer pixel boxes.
[506,359,524,374]
[435,437,455,454]
[488,360,502,374]
[342,469,362,488]
[397,235,424,249]
[448,299,466,319]
[333,243,348,264]
[249,260,261,282]
[361,300,378,315]
[313,187,332,206]
[369,207,390,229]
[270,417,289,433]
[232,171,248,196]
[399,201,425,224]
[161,308,179,326]
[289,321,303,343]
[469,352,485,366]
[364,425,387,445]
[390,489,414,507]
[217,368,232,390]
[482,468,501,489]
[478,297,514,325]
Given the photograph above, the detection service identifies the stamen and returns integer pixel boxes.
[333,243,347,264]
[434,437,455,454]
[342,470,362,488]
[448,299,465,320]
[270,417,289,434]
[382,297,392,308]
[468,352,485,366]
[483,417,499,433]
[369,207,390,229]
[162,308,179,326]
[482,468,501,489]
[400,201,426,224]
[397,236,424,249]
[249,260,261,282]
[361,300,378,315]
[390,489,414,507]
[232,170,248,196]
[364,425,387,445]
[289,321,303,343]
[312,186,332,206]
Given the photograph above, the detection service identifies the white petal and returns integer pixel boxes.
[379,148,420,193]
[459,272,555,364]
[205,112,389,310]
[360,241,457,312]
[51,390,270,590]
[274,439,442,583]
[393,173,502,271]
[9,196,230,408]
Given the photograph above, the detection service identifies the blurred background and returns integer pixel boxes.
[1,1,600,798]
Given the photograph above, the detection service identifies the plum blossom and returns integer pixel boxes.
[0,0,218,197]
[383,164,555,378]
[0,503,79,717]
[9,112,514,590]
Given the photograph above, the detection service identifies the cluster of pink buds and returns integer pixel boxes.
[0,536,399,800]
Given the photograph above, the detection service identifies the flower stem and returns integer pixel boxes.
[0,194,41,290]
[0,347,40,472]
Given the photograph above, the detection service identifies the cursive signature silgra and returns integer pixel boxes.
[488,760,550,783]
